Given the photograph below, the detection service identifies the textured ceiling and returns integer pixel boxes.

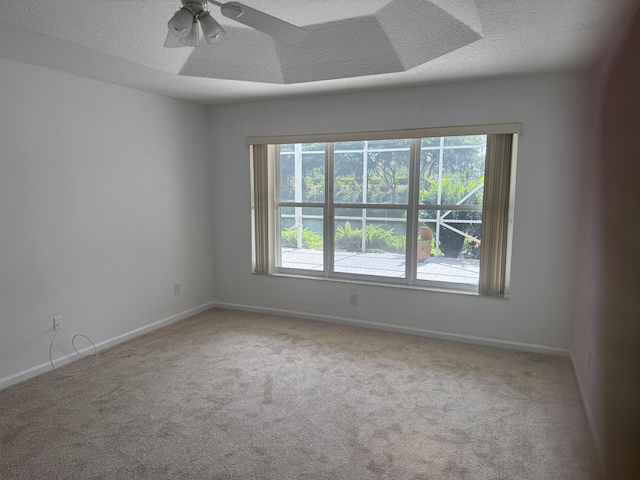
[0,0,635,104]
[181,0,484,84]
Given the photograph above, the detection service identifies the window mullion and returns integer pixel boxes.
[436,137,444,257]
[406,138,421,284]
[324,142,334,277]
[362,141,368,253]
[294,144,302,249]
[273,146,282,269]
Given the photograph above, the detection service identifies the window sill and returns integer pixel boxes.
[255,271,508,299]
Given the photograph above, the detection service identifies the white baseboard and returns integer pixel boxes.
[210,301,570,357]
[2,300,569,391]
[570,352,604,474]
[0,302,216,391]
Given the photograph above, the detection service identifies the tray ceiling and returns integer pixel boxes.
[0,0,634,104]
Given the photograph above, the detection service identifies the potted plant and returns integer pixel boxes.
[417,226,433,262]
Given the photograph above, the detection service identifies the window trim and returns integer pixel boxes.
[246,123,522,146]
[251,124,521,296]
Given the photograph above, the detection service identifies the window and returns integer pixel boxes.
[251,124,520,296]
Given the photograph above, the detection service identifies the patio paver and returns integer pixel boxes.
[281,248,479,285]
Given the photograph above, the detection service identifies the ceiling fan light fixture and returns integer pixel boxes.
[164,31,186,48]
[220,3,244,19]
[168,7,194,38]
[164,0,306,48]
[179,18,200,47]
[200,12,226,43]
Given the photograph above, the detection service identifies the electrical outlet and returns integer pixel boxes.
[174,284,180,295]
[350,293,358,305]
[53,316,63,331]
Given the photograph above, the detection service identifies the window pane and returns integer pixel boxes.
[419,148,439,205]
[278,144,325,203]
[367,144,410,204]
[302,143,325,152]
[279,150,295,202]
[279,206,295,229]
[444,135,486,147]
[421,137,440,148]
[334,150,364,203]
[420,136,486,206]
[302,152,325,202]
[416,210,481,286]
[278,207,324,271]
[335,207,360,218]
[334,208,407,278]
[367,139,411,150]
[335,141,365,151]
[366,208,406,219]
[441,146,485,205]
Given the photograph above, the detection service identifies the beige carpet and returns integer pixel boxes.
[0,309,597,479]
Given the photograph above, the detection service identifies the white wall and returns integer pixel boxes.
[208,73,584,353]
[0,58,214,386]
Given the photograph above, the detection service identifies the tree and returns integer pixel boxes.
[367,150,410,204]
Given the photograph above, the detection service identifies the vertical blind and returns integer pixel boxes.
[252,144,273,274]
[479,134,513,296]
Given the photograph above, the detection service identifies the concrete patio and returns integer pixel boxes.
[281,248,479,285]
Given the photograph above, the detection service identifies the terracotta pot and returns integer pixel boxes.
[420,226,433,241]
[417,239,431,262]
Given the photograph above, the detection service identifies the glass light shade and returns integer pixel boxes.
[164,31,186,48]
[179,19,200,47]
[200,12,225,43]
[220,3,243,19]
[168,8,193,38]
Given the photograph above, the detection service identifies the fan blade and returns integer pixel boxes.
[219,2,306,44]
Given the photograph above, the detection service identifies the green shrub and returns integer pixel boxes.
[387,234,406,253]
[366,224,395,252]
[281,226,323,249]
[335,221,405,253]
[335,221,362,251]
[461,236,481,259]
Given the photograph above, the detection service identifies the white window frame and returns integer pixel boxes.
[250,123,522,296]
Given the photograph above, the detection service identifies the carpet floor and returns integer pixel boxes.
[0,308,597,479]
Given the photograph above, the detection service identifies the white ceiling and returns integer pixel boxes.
[0,0,633,105]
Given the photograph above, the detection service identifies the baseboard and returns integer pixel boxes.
[0,302,216,391]
[2,300,569,391]
[570,352,605,475]
[210,301,570,357]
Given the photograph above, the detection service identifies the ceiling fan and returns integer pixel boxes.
[165,0,307,48]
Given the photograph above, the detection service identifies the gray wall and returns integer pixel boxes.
[570,76,604,461]
[571,5,640,474]
[208,73,584,353]
[0,60,589,387]
[0,58,214,386]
